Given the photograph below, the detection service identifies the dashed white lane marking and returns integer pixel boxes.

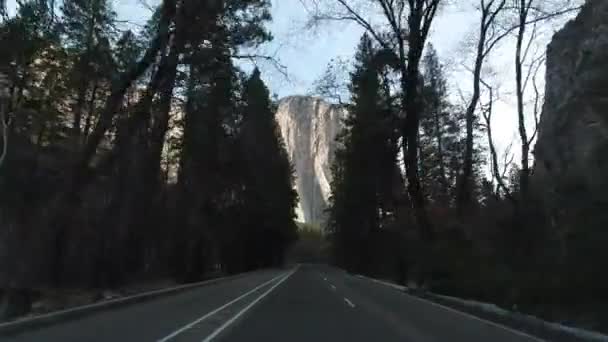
[323,277,328,281]
[344,297,355,308]
[202,267,297,342]
[157,271,291,342]
[330,284,336,291]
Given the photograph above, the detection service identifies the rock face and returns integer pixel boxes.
[534,0,608,210]
[275,96,346,226]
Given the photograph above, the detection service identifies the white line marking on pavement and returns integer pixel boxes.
[157,271,289,342]
[330,284,336,291]
[344,297,355,308]
[202,267,297,342]
[0,272,256,332]
[403,294,544,342]
[356,274,544,342]
[355,274,408,291]
[323,277,328,281]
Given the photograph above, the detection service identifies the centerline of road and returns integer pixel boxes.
[319,272,356,309]
[157,267,297,342]
[344,298,356,308]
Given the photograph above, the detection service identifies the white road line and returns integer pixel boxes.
[157,271,289,342]
[0,272,254,331]
[344,297,355,308]
[355,274,408,291]
[403,294,544,342]
[201,267,297,342]
[356,274,543,342]
[323,277,328,281]
[330,284,336,291]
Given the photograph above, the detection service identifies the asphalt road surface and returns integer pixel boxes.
[3,264,543,342]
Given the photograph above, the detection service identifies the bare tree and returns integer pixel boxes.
[457,0,580,209]
[512,0,580,200]
[479,79,514,203]
[308,57,350,105]
[457,0,508,213]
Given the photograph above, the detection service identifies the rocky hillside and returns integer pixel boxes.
[534,0,608,227]
[275,96,346,226]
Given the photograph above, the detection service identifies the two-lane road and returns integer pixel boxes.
[3,264,543,341]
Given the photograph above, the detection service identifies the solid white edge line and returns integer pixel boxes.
[0,272,252,330]
[355,274,544,342]
[403,295,545,342]
[343,298,355,308]
[201,266,298,342]
[157,270,289,342]
[330,284,336,291]
[355,274,407,291]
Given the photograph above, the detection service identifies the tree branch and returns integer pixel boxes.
[232,53,289,79]
[480,79,515,203]
[528,65,542,145]
[484,4,581,59]
[328,0,393,51]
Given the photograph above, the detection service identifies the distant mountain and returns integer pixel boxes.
[275,96,346,228]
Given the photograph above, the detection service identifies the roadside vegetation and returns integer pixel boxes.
[0,0,296,320]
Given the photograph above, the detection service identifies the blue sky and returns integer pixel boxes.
[6,0,578,168]
[4,0,480,98]
[261,0,475,98]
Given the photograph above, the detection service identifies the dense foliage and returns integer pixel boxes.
[0,0,296,298]
[326,28,607,330]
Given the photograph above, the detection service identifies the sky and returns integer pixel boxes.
[6,0,578,171]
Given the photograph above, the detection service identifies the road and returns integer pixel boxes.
[3,264,542,342]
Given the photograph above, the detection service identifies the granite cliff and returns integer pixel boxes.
[534,0,608,220]
[275,96,346,226]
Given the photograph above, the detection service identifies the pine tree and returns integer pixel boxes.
[420,46,486,207]
[238,68,298,270]
[173,24,239,280]
[327,34,393,273]
[114,30,143,74]
[172,0,276,278]
[420,45,451,204]
[61,0,116,138]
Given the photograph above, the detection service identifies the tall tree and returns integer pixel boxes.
[420,45,451,204]
[307,0,441,246]
[173,0,275,278]
[457,0,508,213]
[510,0,580,201]
[173,23,239,280]
[61,0,115,139]
[238,68,298,270]
[327,34,394,273]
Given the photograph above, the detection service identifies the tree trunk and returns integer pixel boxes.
[72,9,96,140]
[515,0,530,200]
[72,83,87,137]
[482,89,515,204]
[404,21,433,244]
[458,15,485,215]
[83,82,99,140]
[46,0,178,286]
[76,0,177,186]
